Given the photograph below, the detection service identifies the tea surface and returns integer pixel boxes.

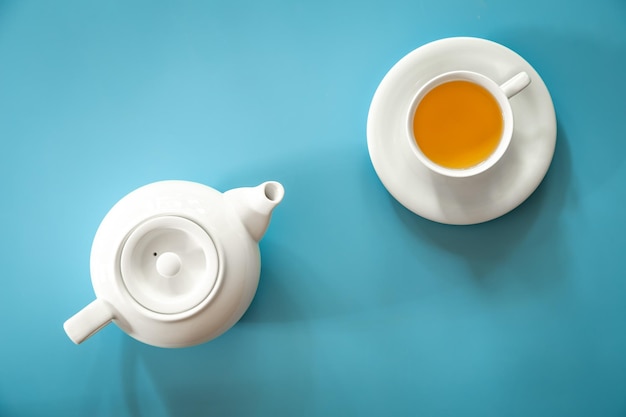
[412,80,503,169]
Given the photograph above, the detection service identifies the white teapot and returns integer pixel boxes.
[63,180,284,348]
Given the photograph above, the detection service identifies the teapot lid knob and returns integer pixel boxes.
[155,252,182,278]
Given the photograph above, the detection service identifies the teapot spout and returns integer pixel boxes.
[224,181,284,241]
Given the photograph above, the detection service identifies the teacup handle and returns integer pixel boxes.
[500,71,531,99]
[64,298,114,344]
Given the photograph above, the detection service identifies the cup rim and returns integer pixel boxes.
[406,70,514,178]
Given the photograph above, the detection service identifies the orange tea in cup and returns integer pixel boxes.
[412,80,503,169]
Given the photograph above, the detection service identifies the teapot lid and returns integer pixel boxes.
[120,215,219,314]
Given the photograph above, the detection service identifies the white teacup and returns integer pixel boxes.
[406,70,531,178]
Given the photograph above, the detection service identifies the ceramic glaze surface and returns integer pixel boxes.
[2,1,626,416]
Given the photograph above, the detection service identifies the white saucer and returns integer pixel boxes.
[367,37,556,225]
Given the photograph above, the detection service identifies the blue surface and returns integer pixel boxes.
[1,0,626,416]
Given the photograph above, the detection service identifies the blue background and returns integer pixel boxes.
[1,0,625,416]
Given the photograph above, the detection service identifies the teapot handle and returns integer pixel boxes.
[64,299,114,344]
